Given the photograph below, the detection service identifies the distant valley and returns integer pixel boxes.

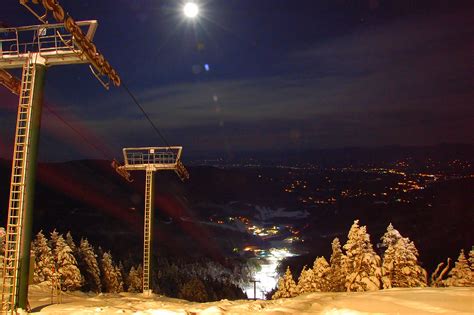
[0,145,473,277]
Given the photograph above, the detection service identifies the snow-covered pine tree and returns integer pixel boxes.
[32,230,54,283]
[115,263,125,292]
[381,241,395,289]
[137,265,144,291]
[65,231,79,257]
[49,229,59,252]
[127,265,143,292]
[380,222,402,288]
[444,250,471,287]
[342,220,382,292]
[296,266,314,294]
[54,235,82,291]
[312,256,331,292]
[272,267,298,299]
[381,223,402,248]
[100,251,121,293]
[0,227,5,257]
[329,237,345,292]
[469,248,474,286]
[118,261,126,281]
[78,238,101,293]
[469,248,474,270]
[381,224,427,288]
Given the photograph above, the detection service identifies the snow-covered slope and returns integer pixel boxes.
[27,284,473,314]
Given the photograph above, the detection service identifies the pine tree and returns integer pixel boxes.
[381,223,402,248]
[381,224,427,288]
[343,220,382,292]
[329,238,345,292]
[127,265,143,293]
[272,267,298,299]
[100,251,121,293]
[296,266,314,294]
[49,229,59,253]
[444,250,471,287]
[78,238,101,293]
[312,256,331,292]
[469,248,474,286]
[115,263,124,292]
[381,242,396,288]
[0,227,5,257]
[54,235,82,291]
[65,231,78,257]
[136,264,144,289]
[32,230,54,283]
[178,277,208,302]
[469,248,474,270]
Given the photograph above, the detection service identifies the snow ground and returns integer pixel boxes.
[27,284,474,315]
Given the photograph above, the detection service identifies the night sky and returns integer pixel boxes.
[1,0,473,161]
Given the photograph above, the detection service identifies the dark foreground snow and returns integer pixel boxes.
[27,284,473,314]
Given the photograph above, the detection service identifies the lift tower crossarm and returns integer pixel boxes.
[0,21,99,69]
[119,146,190,180]
[19,0,120,87]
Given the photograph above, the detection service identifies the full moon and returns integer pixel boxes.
[183,2,199,18]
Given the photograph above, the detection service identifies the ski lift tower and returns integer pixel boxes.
[1,1,120,312]
[118,147,189,295]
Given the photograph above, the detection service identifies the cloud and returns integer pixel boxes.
[76,6,472,153]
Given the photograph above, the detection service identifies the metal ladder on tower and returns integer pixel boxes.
[1,57,36,314]
[142,170,153,293]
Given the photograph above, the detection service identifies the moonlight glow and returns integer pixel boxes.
[183,2,199,18]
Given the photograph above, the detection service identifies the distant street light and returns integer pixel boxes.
[183,2,199,18]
